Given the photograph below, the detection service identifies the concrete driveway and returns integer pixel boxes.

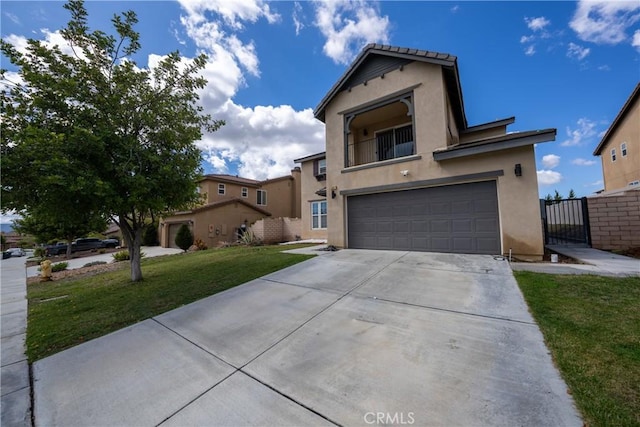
[33,250,581,426]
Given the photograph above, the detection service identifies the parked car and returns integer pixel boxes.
[102,238,119,248]
[2,251,11,259]
[5,248,26,257]
[45,238,106,256]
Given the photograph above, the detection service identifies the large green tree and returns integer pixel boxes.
[1,0,223,281]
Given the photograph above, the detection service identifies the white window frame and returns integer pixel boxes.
[241,187,248,198]
[318,159,327,175]
[257,189,267,206]
[218,183,225,195]
[621,142,627,157]
[311,200,327,230]
[611,148,616,162]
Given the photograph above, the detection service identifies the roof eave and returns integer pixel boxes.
[294,151,326,163]
[593,82,640,156]
[433,129,557,161]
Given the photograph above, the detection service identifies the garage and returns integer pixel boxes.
[167,223,190,249]
[347,180,500,254]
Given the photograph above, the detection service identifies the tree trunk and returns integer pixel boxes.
[65,236,73,259]
[120,220,144,282]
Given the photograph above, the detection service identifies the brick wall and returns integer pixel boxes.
[587,189,640,250]
[251,218,301,244]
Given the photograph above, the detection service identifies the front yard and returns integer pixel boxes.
[26,245,314,362]
[514,272,640,427]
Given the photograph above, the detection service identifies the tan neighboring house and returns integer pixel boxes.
[294,152,328,240]
[302,44,557,259]
[593,82,640,193]
[160,169,301,248]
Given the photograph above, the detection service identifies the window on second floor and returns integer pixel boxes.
[314,158,327,181]
[376,125,414,162]
[611,148,617,162]
[621,142,627,157]
[257,189,267,206]
[218,184,225,195]
[318,158,327,175]
[241,187,248,198]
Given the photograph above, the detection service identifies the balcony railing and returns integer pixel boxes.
[346,137,415,167]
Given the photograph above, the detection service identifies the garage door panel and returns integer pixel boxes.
[347,181,500,254]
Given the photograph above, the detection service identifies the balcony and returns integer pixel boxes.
[347,124,415,167]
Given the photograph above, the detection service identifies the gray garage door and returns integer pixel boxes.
[347,181,500,254]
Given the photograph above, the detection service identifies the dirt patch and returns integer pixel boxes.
[611,247,640,260]
[27,262,128,285]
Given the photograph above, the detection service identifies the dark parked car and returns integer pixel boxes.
[102,238,119,248]
[45,238,106,256]
[2,251,11,259]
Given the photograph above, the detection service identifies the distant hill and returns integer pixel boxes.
[0,224,14,233]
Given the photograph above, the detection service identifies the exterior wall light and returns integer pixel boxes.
[514,164,522,177]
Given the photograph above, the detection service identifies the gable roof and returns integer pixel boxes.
[294,151,326,163]
[593,82,640,156]
[314,44,467,129]
[169,198,271,217]
[199,173,293,187]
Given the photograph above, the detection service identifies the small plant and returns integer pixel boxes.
[83,261,107,268]
[175,224,194,252]
[34,247,46,258]
[239,229,262,246]
[51,262,68,272]
[112,250,144,262]
[98,249,106,254]
[112,251,130,262]
[194,238,208,251]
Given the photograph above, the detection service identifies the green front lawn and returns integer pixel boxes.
[27,245,314,362]
[514,272,640,427]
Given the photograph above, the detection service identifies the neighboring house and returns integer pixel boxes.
[294,151,328,241]
[160,169,301,248]
[593,82,640,193]
[304,44,556,258]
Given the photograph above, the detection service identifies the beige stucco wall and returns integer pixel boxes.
[599,98,640,192]
[161,202,269,248]
[261,177,299,218]
[298,159,328,240]
[323,61,544,258]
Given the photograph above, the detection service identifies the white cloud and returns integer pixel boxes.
[572,158,597,166]
[586,179,603,187]
[4,12,20,25]
[520,35,535,44]
[524,45,536,56]
[561,118,598,147]
[537,170,563,186]
[633,29,640,50]
[570,0,640,45]
[450,5,460,14]
[313,0,390,65]
[598,64,611,71]
[541,154,560,169]
[171,0,326,179]
[525,16,551,32]
[567,42,590,60]
[293,2,305,35]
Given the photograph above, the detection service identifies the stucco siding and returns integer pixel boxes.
[600,98,640,192]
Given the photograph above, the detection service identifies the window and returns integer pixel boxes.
[611,148,617,162]
[318,159,327,175]
[218,184,225,195]
[241,187,248,198]
[376,125,414,161]
[629,180,640,187]
[257,189,267,206]
[311,201,327,229]
[621,142,627,157]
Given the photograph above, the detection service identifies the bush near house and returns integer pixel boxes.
[175,224,194,251]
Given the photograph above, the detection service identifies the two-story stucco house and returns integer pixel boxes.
[160,169,301,248]
[593,82,640,193]
[299,44,556,259]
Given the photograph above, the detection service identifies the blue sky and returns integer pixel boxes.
[1,0,639,214]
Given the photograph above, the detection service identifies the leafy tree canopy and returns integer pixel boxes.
[1,0,223,280]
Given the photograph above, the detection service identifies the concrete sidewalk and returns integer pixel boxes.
[1,256,31,427]
[32,250,581,426]
[511,245,639,277]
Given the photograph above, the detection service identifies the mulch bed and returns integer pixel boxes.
[27,261,128,285]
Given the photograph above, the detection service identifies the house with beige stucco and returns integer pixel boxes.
[297,44,557,259]
[294,151,329,241]
[593,82,640,193]
[160,170,301,248]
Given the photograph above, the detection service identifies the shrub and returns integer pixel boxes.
[143,222,159,246]
[112,251,130,262]
[239,229,262,246]
[175,224,194,252]
[194,238,208,251]
[51,262,68,272]
[112,250,144,262]
[34,247,46,258]
[83,261,107,268]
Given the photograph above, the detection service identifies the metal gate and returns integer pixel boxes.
[540,198,591,245]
